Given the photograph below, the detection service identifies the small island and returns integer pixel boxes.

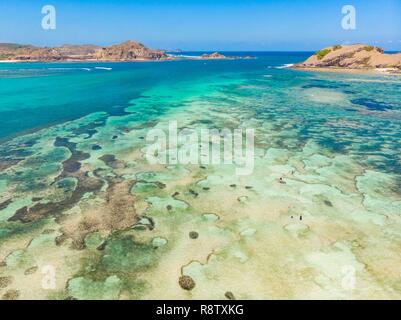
[201,52,227,59]
[292,44,401,75]
[200,52,254,60]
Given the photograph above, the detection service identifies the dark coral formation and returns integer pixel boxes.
[179,275,196,291]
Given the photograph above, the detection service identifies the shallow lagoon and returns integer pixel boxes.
[0,53,400,299]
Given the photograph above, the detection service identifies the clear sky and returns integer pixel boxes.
[0,0,400,51]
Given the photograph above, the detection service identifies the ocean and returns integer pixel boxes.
[0,52,400,299]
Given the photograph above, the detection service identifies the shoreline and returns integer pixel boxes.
[0,56,248,64]
[291,66,401,76]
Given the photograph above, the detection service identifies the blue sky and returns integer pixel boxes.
[0,0,400,51]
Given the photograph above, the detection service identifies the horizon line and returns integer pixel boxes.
[1,41,400,53]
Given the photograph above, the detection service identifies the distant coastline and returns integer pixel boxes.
[0,41,248,62]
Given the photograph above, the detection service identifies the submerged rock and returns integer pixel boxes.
[99,154,125,169]
[24,266,38,275]
[0,276,13,288]
[179,275,196,291]
[92,145,102,151]
[189,231,199,239]
[225,291,236,300]
[0,199,12,211]
[2,289,19,300]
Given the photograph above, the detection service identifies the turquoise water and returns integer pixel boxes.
[1,53,400,177]
[0,53,309,139]
[0,53,401,299]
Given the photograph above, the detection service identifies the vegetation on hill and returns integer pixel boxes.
[315,49,331,60]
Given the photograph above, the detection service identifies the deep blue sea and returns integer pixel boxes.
[0,52,311,140]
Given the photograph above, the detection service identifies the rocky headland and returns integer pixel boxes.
[0,40,252,62]
[0,41,243,62]
[0,41,169,62]
[201,52,227,59]
[93,41,168,61]
[293,44,401,75]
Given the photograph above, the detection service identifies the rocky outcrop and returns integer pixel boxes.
[0,44,60,61]
[200,52,254,60]
[201,52,227,59]
[293,44,401,73]
[0,41,168,61]
[93,41,168,61]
